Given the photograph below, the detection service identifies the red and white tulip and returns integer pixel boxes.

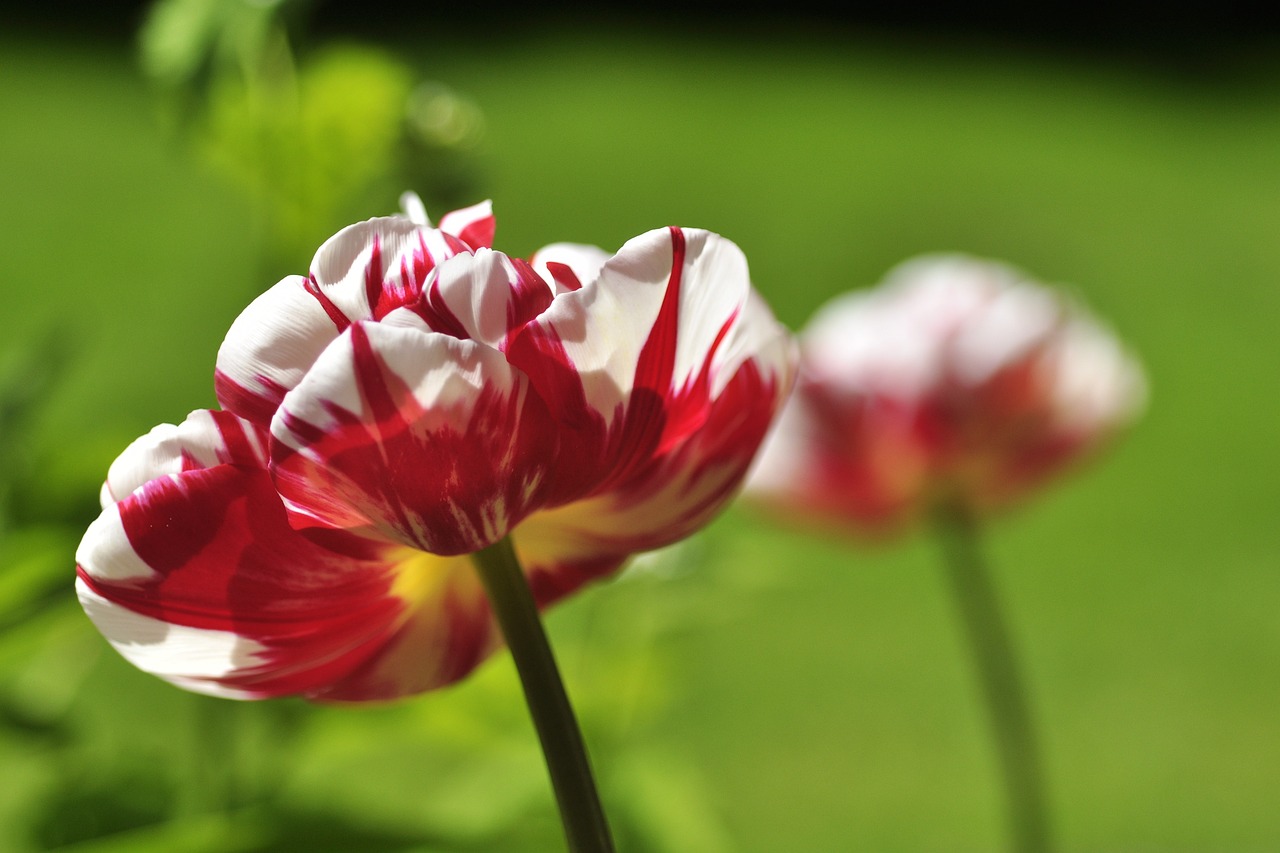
[77,197,795,701]
[746,254,1144,532]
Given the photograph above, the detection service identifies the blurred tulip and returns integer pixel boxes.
[75,196,794,703]
[747,254,1145,531]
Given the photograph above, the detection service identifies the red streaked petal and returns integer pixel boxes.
[744,377,928,529]
[414,249,553,349]
[530,242,611,295]
[515,348,790,566]
[77,462,413,699]
[512,536,627,612]
[215,276,342,426]
[217,216,478,426]
[438,199,495,250]
[509,226,793,505]
[101,409,268,507]
[311,215,470,322]
[270,321,558,555]
[78,455,524,701]
[511,228,754,426]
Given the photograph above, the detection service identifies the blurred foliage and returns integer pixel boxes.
[4,15,1280,853]
[138,0,484,274]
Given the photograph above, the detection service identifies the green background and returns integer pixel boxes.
[2,21,1278,851]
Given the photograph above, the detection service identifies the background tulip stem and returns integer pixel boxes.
[933,502,1051,853]
[472,536,616,853]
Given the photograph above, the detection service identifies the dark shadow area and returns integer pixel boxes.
[7,0,1280,76]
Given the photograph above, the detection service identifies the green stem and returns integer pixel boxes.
[933,502,1051,853]
[472,537,615,853]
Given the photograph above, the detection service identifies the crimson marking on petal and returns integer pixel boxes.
[504,259,555,348]
[416,276,471,340]
[435,588,494,683]
[657,309,738,455]
[321,582,494,701]
[209,409,265,466]
[442,232,470,254]
[277,408,329,450]
[272,325,561,555]
[305,275,352,332]
[216,369,288,427]
[412,232,434,287]
[527,555,624,608]
[633,226,687,396]
[349,324,409,433]
[544,261,583,292]
[344,323,447,541]
[613,354,785,547]
[77,465,421,699]
[363,235,384,319]
[597,226,687,489]
[373,231,445,319]
[452,216,495,251]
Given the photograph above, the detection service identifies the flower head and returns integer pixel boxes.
[746,254,1144,532]
[77,196,794,701]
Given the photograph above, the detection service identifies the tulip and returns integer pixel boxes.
[76,195,793,851]
[748,254,1145,531]
[746,254,1144,853]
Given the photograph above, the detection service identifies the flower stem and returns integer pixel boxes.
[933,502,1051,853]
[472,536,615,853]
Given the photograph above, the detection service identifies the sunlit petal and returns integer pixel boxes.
[271,319,558,555]
[79,409,516,701]
[438,199,495,251]
[100,409,268,507]
[530,242,611,295]
[412,249,553,349]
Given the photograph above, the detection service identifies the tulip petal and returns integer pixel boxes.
[438,199,496,251]
[309,215,471,323]
[510,226,793,503]
[215,276,347,426]
[510,229,794,563]
[216,217,476,425]
[514,337,790,567]
[271,319,558,555]
[530,242,611,295]
[78,410,511,701]
[100,409,268,507]
[511,228,754,425]
[412,249,553,350]
[304,549,499,702]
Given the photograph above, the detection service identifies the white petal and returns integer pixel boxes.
[437,199,494,248]
[215,276,343,421]
[954,283,1060,384]
[426,248,553,349]
[77,503,157,581]
[518,227,759,425]
[1047,315,1147,431]
[312,216,423,318]
[400,191,430,225]
[101,410,267,506]
[530,242,611,294]
[77,580,268,695]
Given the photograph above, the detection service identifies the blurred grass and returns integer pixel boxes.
[3,24,1280,851]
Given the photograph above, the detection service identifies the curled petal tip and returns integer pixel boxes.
[400,191,430,226]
